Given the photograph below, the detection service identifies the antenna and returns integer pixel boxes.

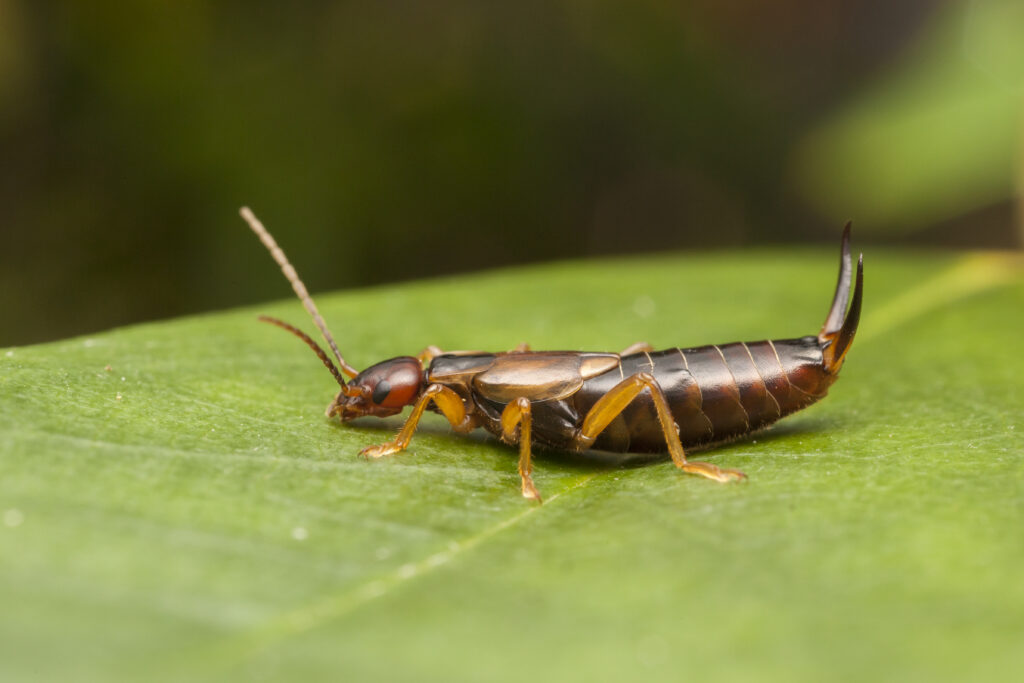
[240,207,358,379]
[258,316,349,388]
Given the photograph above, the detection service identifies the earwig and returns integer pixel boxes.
[241,207,863,501]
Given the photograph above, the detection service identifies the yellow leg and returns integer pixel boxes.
[577,372,745,483]
[500,397,542,501]
[359,384,475,458]
[416,345,445,365]
[619,341,653,356]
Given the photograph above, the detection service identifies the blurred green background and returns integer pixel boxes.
[1,0,1022,346]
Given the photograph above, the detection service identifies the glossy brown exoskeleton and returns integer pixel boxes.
[241,208,862,501]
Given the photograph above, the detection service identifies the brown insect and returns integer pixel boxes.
[240,208,862,501]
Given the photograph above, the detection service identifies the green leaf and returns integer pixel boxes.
[1,248,1021,682]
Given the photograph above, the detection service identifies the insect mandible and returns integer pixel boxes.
[240,207,862,501]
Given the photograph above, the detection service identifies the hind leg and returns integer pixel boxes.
[572,372,746,483]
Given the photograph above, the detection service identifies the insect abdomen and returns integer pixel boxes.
[576,339,834,453]
[678,338,832,446]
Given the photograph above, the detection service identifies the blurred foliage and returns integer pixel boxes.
[0,0,1020,346]
[796,0,1024,235]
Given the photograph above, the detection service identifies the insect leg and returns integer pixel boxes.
[359,384,476,458]
[499,397,542,501]
[619,342,653,356]
[416,346,445,365]
[577,373,746,483]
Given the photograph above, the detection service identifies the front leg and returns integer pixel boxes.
[359,384,476,458]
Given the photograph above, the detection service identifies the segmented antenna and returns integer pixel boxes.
[258,316,349,388]
[240,207,358,380]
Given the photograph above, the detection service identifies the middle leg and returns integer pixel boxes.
[499,397,542,501]
[619,341,653,356]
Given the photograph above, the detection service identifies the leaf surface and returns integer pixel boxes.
[1,248,1021,682]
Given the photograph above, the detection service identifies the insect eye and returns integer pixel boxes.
[371,380,391,404]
